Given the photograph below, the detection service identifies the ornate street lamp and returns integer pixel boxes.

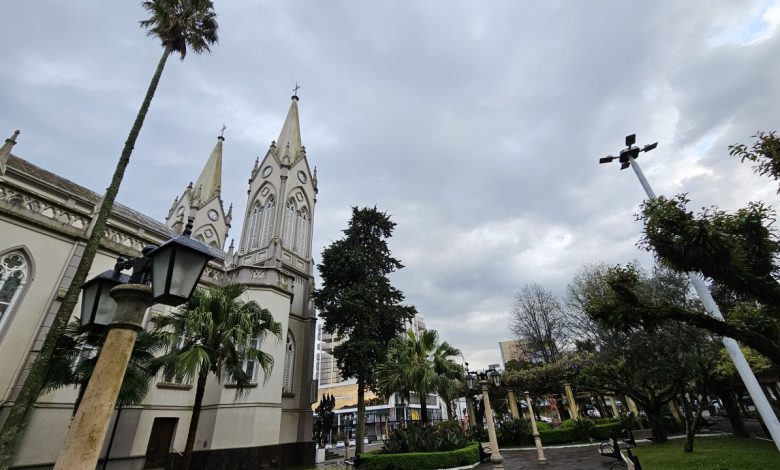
[79,268,129,328]
[465,372,477,390]
[55,219,216,470]
[472,369,503,468]
[489,369,501,387]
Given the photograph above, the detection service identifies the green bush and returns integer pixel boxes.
[592,422,623,440]
[382,421,469,454]
[535,421,552,432]
[360,443,480,470]
[496,418,531,446]
[560,418,575,428]
[538,428,581,445]
[572,417,595,439]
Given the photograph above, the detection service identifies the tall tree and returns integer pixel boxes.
[313,207,417,455]
[313,394,336,448]
[150,283,280,470]
[510,284,568,364]
[0,2,219,465]
[376,329,462,424]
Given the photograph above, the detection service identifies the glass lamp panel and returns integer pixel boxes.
[151,246,173,301]
[168,247,209,301]
[491,371,501,387]
[80,282,99,327]
[93,283,118,326]
[465,375,476,390]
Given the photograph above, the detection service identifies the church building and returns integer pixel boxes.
[0,95,317,468]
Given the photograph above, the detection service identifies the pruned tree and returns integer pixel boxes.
[510,284,568,364]
[312,207,417,455]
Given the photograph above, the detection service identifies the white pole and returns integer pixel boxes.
[629,156,780,451]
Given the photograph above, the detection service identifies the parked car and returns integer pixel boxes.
[336,441,345,448]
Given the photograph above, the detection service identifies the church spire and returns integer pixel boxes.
[0,129,20,175]
[194,134,224,203]
[276,95,302,164]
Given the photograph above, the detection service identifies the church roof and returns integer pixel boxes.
[194,136,223,203]
[6,154,174,236]
[276,96,303,163]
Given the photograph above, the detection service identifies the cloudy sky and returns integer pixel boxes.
[3,0,780,368]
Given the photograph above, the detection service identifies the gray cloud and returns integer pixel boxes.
[2,0,780,368]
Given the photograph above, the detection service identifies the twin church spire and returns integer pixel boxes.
[165,95,315,274]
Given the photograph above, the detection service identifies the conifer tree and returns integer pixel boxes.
[313,207,416,455]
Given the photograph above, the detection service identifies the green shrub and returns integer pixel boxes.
[361,443,480,470]
[382,421,469,454]
[538,428,581,445]
[592,417,620,425]
[560,418,575,428]
[496,418,531,446]
[592,422,623,440]
[572,417,595,439]
[535,421,551,432]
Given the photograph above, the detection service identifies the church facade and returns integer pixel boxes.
[0,95,317,469]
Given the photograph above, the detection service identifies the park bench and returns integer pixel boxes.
[479,442,492,462]
[613,448,642,470]
[599,436,624,460]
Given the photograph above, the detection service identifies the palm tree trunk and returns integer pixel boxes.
[182,367,208,470]
[420,393,428,425]
[0,45,172,469]
[355,380,365,456]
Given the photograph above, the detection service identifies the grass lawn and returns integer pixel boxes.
[633,436,779,469]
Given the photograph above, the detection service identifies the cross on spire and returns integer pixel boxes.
[220,123,227,138]
[293,82,301,96]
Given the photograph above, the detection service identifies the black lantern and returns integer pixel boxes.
[148,233,216,306]
[80,269,130,327]
[465,372,477,390]
[489,369,501,387]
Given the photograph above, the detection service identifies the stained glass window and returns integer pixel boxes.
[0,251,29,329]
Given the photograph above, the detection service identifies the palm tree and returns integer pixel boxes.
[42,321,161,412]
[150,283,281,470]
[377,329,463,424]
[0,2,219,465]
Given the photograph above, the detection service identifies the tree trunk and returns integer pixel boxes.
[355,380,365,456]
[419,392,428,425]
[444,397,454,421]
[181,368,208,470]
[645,404,668,443]
[719,387,749,437]
[0,45,172,469]
[681,393,705,453]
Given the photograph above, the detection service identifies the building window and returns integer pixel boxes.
[294,208,309,257]
[0,250,30,331]
[282,332,295,393]
[244,336,263,382]
[247,201,262,248]
[283,199,296,249]
[259,196,275,247]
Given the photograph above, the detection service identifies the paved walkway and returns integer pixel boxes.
[476,443,622,470]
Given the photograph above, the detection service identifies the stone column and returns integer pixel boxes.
[626,396,641,424]
[525,392,547,465]
[608,396,620,417]
[54,285,152,470]
[563,383,579,419]
[507,390,521,420]
[482,382,503,467]
[467,395,477,427]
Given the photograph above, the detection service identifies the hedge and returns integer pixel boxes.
[592,422,623,440]
[359,443,480,470]
[538,428,581,445]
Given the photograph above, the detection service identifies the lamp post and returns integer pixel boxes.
[54,219,215,469]
[524,391,547,464]
[600,134,780,451]
[466,369,503,467]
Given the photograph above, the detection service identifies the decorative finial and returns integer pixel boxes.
[219,123,227,141]
[183,217,195,237]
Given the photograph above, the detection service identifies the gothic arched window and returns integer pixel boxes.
[283,199,297,249]
[259,196,276,248]
[0,250,31,331]
[294,208,309,257]
[247,201,263,248]
[282,332,295,393]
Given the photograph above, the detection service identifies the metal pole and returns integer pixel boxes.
[629,156,780,450]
